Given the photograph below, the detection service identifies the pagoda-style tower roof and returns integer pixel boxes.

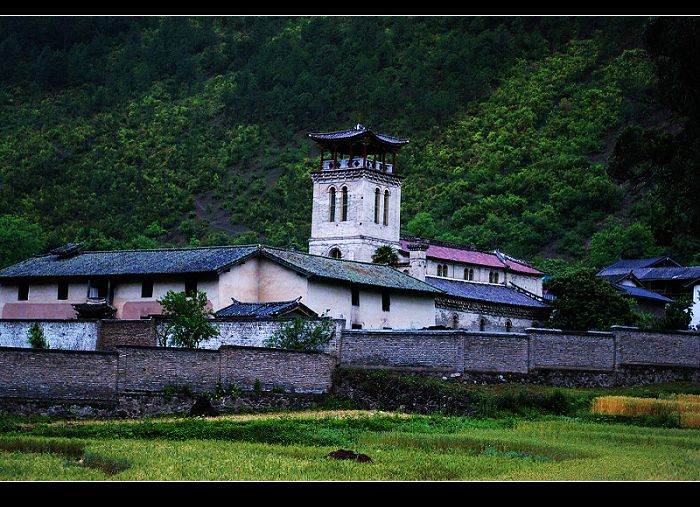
[309,124,408,174]
[309,124,409,154]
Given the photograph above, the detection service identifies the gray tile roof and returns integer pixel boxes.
[215,298,317,318]
[260,247,441,294]
[599,257,681,273]
[308,126,408,146]
[0,244,440,295]
[424,277,550,308]
[0,245,259,279]
[610,283,673,303]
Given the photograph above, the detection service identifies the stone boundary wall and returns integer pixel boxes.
[340,326,700,375]
[0,347,118,401]
[0,319,98,351]
[0,344,336,403]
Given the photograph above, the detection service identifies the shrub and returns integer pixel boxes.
[264,317,334,351]
[27,322,48,349]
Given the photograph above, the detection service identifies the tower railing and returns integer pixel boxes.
[322,158,394,173]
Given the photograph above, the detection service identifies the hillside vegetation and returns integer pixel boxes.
[0,17,693,271]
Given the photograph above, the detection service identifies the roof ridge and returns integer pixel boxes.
[54,244,261,255]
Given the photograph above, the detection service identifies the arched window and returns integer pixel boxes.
[505,320,512,332]
[494,272,499,284]
[488,272,493,283]
[383,190,390,226]
[341,187,348,221]
[469,268,474,281]
[374,188,380,224]
[443,264,448,277]
[452,314,459,329]
[328,187,336,222]
[463,268,469,280]
[480,318,486,332]
[329,248,342,259]
[437,265,443,277]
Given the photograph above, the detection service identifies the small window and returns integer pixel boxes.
[469,269,474,281]
[494,272,499,284]
[329,187,336,222]
[141,279,154,298]
[57,282,69,300]
[505,320,512,332]
[452,314,459,329]
[383,190,390,226]
[382,290,391,312]
[329,248,342,259]
[480,318,486,331]
[374,188,380,224]
[464,268,469,280]
[18,283,29,301]
[185,278,197,296]
[351,323,363,329]
[351,286,360,307]
[88,280,108,300]
[341,187,348,221]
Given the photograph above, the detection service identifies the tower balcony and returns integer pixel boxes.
[322,158,395,174]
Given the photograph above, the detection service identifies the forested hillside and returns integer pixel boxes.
[0,16,696,272]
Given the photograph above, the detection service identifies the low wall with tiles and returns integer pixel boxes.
[0,342,336,405]
[0,347,118,401]
[340,326,700,377]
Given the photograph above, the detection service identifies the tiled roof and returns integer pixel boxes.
[308,126,409,146]
[399,238,543,276]
[0,245,260,279]
[634,266,700,282]
[599,257,681,274]
[610,283,673,303]
[215,299,317,318]
[0,244,440,295]
[424,277,550,309]
[260,247,441,294]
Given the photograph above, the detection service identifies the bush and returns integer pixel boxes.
[27,323,48,349]
[264,317,334,351]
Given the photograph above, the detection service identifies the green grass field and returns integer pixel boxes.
[1,408,699,481]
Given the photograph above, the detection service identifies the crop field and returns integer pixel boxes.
[591,395,700,428]
[1,409,700,481]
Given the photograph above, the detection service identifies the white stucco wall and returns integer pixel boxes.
[691,284,700,330]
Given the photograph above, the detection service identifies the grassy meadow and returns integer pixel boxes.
[2,396,700,480]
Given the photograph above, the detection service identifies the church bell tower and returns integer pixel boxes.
[307,124,407,262]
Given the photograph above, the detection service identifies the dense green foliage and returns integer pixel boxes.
[157,290,219,348]
[544,267,637,330]
[264,317,334,351]
[26,322,49,349]
[371,246,400,266]
[0,17,694,270]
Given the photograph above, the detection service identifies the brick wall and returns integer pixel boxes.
[463,332,529,373]
[0,347,117,401]
[340,330,462,369]
[0,319,98,351]
[528,328,616,371]
[220,346,336,393]
[614,326,700,368]
[117,346,221,393]
[340,326,700,374]
[97,319,157,351]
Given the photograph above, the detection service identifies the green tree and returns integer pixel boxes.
[157,290,219,348]
[586,221,661,269]
[404,211,437,238]
[27,322,49,349]
[264,317,334,352]
[655,295,693,330]
[371,246,400,267]
[545,267,637,330]
[0,215,46,269]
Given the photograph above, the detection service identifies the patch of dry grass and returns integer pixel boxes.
[591,395,700,428]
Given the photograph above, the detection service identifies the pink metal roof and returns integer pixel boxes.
[400,240,543,276]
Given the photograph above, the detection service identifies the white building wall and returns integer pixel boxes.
[692,284,700,330]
